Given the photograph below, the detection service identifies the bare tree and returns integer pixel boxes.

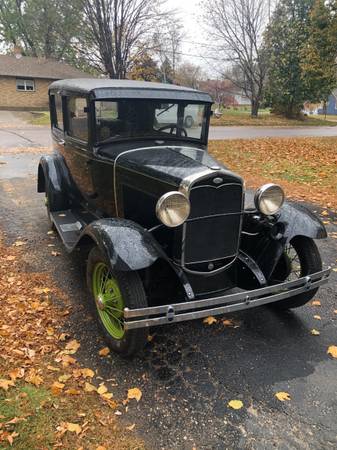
[174,62,203,89]
[79,0,165,79]
[152,16,184,82]
[202,0,269,117]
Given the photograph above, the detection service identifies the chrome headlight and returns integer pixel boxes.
[254,183,285,215]
[156,191,190,227]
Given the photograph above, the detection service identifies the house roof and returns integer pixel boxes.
[0,55,91,80]
[49,78,213,102]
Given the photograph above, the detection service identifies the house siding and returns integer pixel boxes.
[0,76,51,110]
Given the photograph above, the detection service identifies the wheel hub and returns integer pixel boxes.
[96,295,105,310]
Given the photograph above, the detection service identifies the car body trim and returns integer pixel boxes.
[123,267,331,329]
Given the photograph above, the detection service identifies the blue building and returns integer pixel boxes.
[318,90,337,115]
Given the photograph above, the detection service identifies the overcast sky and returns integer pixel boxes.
[166,0,215,74]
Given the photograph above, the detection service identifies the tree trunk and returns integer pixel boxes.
[251,99,259,117]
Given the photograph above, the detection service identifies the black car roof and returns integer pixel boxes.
[49,78,213,102]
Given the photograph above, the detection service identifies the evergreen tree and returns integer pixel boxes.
[301,0,337,104]
[264,0,314,117]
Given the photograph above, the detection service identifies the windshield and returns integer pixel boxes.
[94,100,208,143]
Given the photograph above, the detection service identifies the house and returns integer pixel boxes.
[199,79,250,108]
[0,54,91,110]
[317,89,337,115]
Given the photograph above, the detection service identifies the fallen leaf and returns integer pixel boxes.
[84,382,97,392]
[127,387,142,402]
[66,422,82,435]
[311,300,321,306]
[313,315,321,320]
[96,447,107,450]
[98,347,110,356]
[275,391,291,402]
[228,400,243,409]
[51,251,61,257]
[333,268,337,273]
[334,310,337,314]
[97,385,108,395]
[126,424,136,431]
[25,369,43,387]
[0,379,15,391]
[65,388,81,395]
[51,381,65,395]
[81,368,95,378]
[59,332,70,341]
[13,241,25,246]
[327,345,337,359]
[222,319,234,327]
[9,368,24,380]
[6,255,16,261]
[321,210,329,216]
[100,392,113,400]
[311,329,320,336]
[65,339,80,354]
[60,354,76,367]
[203,316,217,325]
[58,374,72,383]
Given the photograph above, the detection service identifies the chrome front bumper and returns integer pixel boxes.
[124,268,330,330]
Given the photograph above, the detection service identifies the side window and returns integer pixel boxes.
[67,97,88,142]
[54,94,64,131]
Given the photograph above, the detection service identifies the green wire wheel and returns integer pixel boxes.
[87,246,148,357]
[92,262,125,340]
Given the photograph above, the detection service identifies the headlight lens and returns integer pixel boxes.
[156,191,190,227]
[254,183,285,215]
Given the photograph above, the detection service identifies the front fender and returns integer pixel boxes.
[79,218,165,271]
[278,201,327,242]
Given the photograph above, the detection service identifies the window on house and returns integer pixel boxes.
[16,79,35,91]
[67,97,88,142]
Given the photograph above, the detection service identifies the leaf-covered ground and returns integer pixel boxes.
[0,238,144,450]
[209,137,337,210]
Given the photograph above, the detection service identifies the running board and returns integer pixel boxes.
[50,209,93,250]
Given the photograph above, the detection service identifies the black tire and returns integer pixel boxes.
[86,246,148,357]
[184,115,194,128]
[271,236,322,310]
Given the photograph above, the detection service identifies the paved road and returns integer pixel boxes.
[0,147,336,449]
[1,120,337,148]
[209,125,337,140]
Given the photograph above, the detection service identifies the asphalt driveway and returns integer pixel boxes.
[0,145,336,449]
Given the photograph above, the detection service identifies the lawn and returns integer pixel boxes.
[27,111,50,126]
[209,137,337,209]
[211,107,337,127]
[0,238,145,450]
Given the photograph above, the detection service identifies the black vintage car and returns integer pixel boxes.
[38,79,330,356]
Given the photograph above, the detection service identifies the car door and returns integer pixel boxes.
[62,95,96,207]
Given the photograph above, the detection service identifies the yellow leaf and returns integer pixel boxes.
[100,392,113,400]
[275,391,291,401]
[99,347,110,356]
[126,424,136,431]
[51,381,65,395]
[9,368,24,380]
[81,368,95,378]
[127,387,142,402]
[58,374,72,383]
[327,345,337,359]
[222,319,234,327]
[96,446,107,450]
[313,315,321,320]
[60,354,76,367]
[66,422,81,435]
[84,382,97,392]
[65,389,81,395]
[0,379,15,391]
[321,210,329,216]
[228,400,243,409]
[65,339,80,354]
[97,384,108,395]
[203,316,217,325]
[311,300,321,306]
[311,329,320,336]
[25,369,43,386]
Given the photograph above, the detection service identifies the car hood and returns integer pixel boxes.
[111,145,240,188]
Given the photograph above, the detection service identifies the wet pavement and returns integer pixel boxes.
[0,148,336,450]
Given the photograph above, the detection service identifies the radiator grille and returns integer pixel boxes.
[181,180,243,271]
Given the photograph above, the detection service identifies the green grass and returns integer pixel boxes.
[0,384,57,449]
[211,107,337,127]
[28,111,50,126]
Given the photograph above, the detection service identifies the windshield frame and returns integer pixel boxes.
[92,98,211,146]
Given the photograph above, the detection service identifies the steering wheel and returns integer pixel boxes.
[157,124,188,137]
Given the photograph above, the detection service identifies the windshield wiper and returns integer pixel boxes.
[156,104,175,117]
